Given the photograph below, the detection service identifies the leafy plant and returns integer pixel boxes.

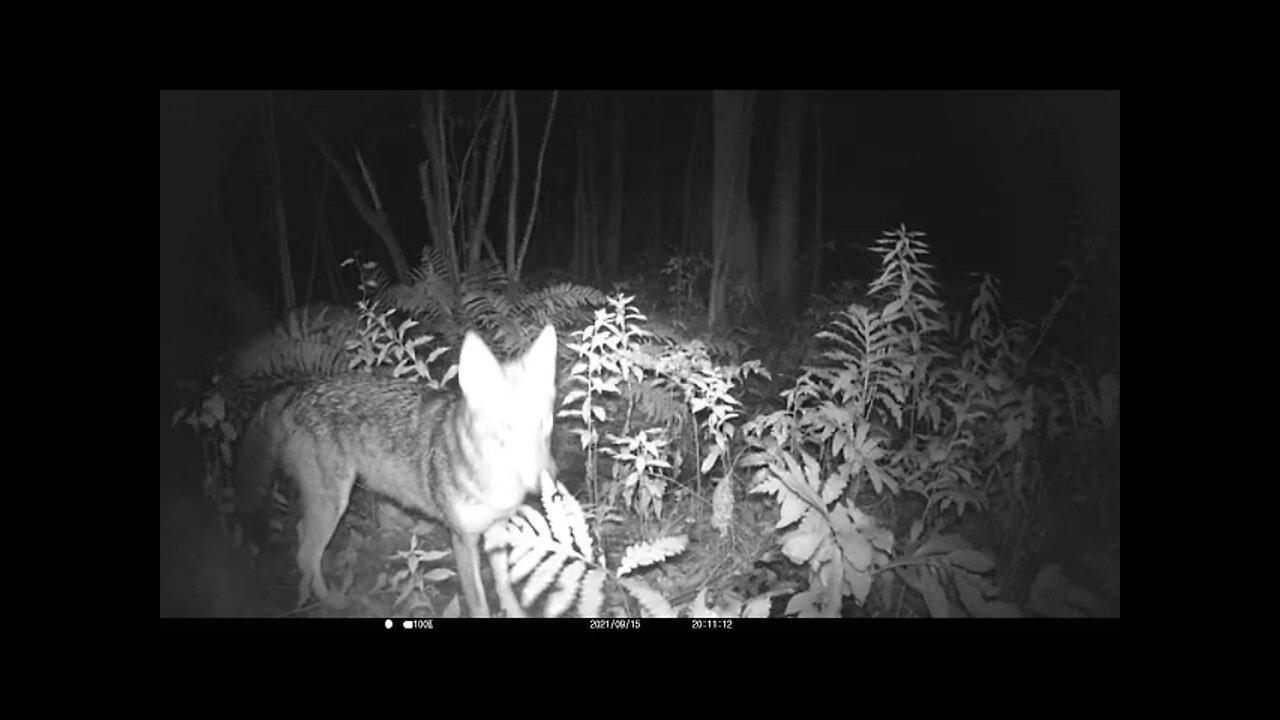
[374,534,456,617]
[171,379,242,524]
[558,294,652,508]
[559,294,766,530]
[738,221,1120,618]
[739,225,1011,617]
[741,444,896,616]
[344,292,457,387]
[601,427,675,523]
[881,532,1021,618]
[660,254,709,322]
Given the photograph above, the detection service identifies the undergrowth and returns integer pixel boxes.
[172,224,1119,619]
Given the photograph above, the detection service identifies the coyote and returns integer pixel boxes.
[235,325,557,617]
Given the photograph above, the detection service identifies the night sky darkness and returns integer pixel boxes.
[161,90,1118,338]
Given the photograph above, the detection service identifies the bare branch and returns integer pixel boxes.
[452,91,500,231]
[283,95,409,281]
[467,91,510,272]
[506,90,520,279]
[516,90,558,280]
[355,149,384,216]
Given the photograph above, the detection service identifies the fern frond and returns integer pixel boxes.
[227,327,349,381]
[415,245,455,284]
[617,535,689,577]
[618,578,678,618]
[484,476,606,618]
[514,282,607,328]
[381,275,456,331]
[626,379,688,431]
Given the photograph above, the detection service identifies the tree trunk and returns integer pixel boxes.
[572,94,599,280]
[708,90,757,330]
[764,90,803,327]
[262,91,296,314]
[647,92,665,262]
[604,91,625,278]
[304,161,330,303]
[810,93,826,296]
[682,96,704,259]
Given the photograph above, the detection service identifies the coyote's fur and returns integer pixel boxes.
[235,325,557,617]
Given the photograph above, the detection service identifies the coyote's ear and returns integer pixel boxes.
[458,330,503,405]
[520,324,557,390]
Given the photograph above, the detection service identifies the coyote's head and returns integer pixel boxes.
[458,325,558,499]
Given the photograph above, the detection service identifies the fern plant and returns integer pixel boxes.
[484,473,690,618]
[381,245,604,356]
[220,309,354,382]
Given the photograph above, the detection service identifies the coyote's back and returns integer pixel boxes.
[235,325,558,617]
